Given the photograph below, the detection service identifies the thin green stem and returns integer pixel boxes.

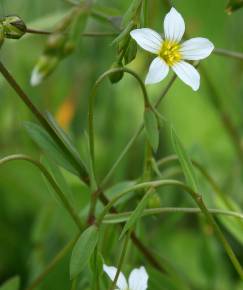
[0,62,86,179]
[97,179,243,278]
[108,233,130,290]
[26,29,243,61]
[0,59,168,274]
[143,0,148,26]
[157,155,238,210]
[101,126,143,187]
[101,75,177,187]
[93,246,101,290]
[142,142,153,181]
[26,27,118,37]
[88,67,151,163]
[97,179,191,223]
[155,74,177,107]
[98,192,166,273]
[87,67,151,222]
[103,207,243,224]
[25,235,79,290]
[214,48,243,60]
[0,155,83,230]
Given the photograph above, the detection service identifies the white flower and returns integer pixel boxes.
[130,7,214,91]
[103,264,148,290]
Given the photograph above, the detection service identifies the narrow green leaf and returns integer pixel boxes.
[120,188,154,239]
[111,21,133,46]
[31,206,54,243]
[122,0,143,27]
[24,121,83,176]
[124,39,137,65]
[42,157,75,206]
[45,113,84,167]
[69,5,89,41]
[226,0,243,14]
[90,250,104,278]
[144,109,159,152]
[79,132,97,191]
[70,225,99,280]
[0,276,20,290]
[216,195,243,245]
[171,128,199,192]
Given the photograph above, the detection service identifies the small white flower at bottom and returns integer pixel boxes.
[103,264,148,290]
[130,7,214,91]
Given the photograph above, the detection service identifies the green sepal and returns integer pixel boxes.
[171,127,199,192]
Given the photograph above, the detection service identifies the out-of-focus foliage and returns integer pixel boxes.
[0,0,243,290]
[226,0,243,14]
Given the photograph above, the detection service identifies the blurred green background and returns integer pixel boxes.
[1,0,243,289]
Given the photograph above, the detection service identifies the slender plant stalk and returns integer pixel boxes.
[142,142,153,181]
[101,75,177,188]
[25,235,79,290]
[98,191,166,272]
[97,179,243,278]
[157,155,243,234]
[0,155,83,230]
[157,155,238,211]
[109,233,130,290]
[97,179,197,222]
[155,74,177,107]
[93,246,101,290]
[88,67,151,164]
[26,28,118,37]
[100,126,144,187]
[103,207,243,223]
[0,60,166,275]
[87,67,152,223]
[26,29,243,61]
[214,48,243,60]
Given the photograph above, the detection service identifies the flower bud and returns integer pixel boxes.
[147,192,161,209]
[124,39,137,65]
[30,55,59,86]
[3,15,26,39]
[46,33,67,53]
[109,62,124,84]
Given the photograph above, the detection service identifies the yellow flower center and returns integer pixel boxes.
[159,40,181,66]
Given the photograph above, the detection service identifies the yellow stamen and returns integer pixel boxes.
[159,40,181,66]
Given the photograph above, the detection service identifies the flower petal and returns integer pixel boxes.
[145,57,169,84]
[164,7,185,42]
[103,265,128,290]
[172,61,200,91]
[30,68,43,86]
[130,28,162,54]
[128,266,148,290]
[180,37,214,60]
